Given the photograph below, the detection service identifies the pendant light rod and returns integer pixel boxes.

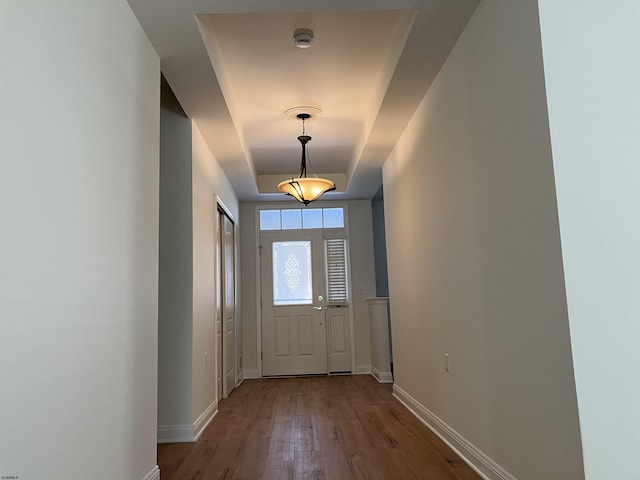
[298,134,311,178]
[277,111,336,205]
[297,113,311,178]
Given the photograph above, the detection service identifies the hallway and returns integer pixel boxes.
[157,375,481,480]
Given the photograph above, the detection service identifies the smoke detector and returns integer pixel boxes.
[293,28,314,49]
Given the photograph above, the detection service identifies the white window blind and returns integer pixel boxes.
[326,238,348,305]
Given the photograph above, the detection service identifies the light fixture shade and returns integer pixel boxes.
[278,177,336,205]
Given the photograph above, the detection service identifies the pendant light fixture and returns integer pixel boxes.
[278,113,336,205]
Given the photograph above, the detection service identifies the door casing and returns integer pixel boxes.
[255,203,356,377]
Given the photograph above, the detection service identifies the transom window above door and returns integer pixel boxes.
[259,207,344,230]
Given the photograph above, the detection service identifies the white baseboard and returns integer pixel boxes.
[355,364,371,374]
[193,400,217,440]
[371,366,393,383]
[157,424,196,443]
[142,465,160,480]
[158,400,217,443]
[236,369,245,385]
[393,384,517,480]
[243,368,260,379]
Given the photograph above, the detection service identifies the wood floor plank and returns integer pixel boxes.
[157,376,482,480]
[294,448,325,480]
[262,415,295,480]
[232,415,272,479]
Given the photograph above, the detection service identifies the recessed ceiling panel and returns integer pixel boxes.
[197,10,414,175]
[129,0,479,200]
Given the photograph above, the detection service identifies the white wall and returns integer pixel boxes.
[538,2,640,479]
[347,200,377,371]
[0,1,160,480]
[192,124,217,423]
[158,80,194,434]
[191,123,239,422]
[382,1,583,479]
[157,102,239,442]
[240,203,259,376]
[371,191,390,297]
[239,200,376,375]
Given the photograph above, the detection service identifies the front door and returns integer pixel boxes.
[260,229,328,376]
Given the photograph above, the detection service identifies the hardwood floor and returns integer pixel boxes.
[157,375,482,480]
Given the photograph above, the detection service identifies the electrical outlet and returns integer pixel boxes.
[444,353,449,373]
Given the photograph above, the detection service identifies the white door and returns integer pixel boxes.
[215,213,223,400]
[222,212,236,395]
[260,229,328,376]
